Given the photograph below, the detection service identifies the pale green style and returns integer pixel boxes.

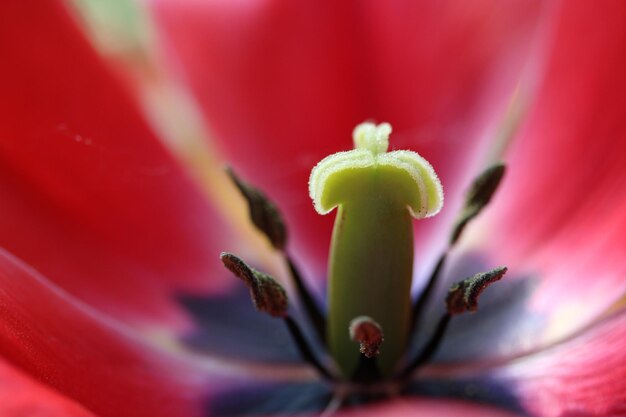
[309,122,443,378]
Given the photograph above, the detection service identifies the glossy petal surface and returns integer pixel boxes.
[0,249,207,417]
[0,359,96,417]
[0,0,232,329]
[504,311,626,417]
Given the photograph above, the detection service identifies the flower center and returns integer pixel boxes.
[220,122,508,402]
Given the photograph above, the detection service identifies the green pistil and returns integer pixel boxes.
[309,122,443,378]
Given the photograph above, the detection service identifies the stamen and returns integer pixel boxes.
[410,252,448,331]
[284,316,335,381]
[400,267,508,379]
[225,167,287,250]
[220,252,335,380]
[351,355,383,384]
[398,313,451,379]
[450,163,506,245]
[349,316,384,358]
[446,267,508,315]
[220,252,288,317]
[286,257,327,343]
[410,163,506,338]
[226,167,326,343]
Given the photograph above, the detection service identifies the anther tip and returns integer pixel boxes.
[349,316,384,358]
[446,266,508,315]
[220,252,288,318]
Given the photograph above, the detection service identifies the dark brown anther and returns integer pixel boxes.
[349,316,384,358]
[226,167,287,250]
[446,266,508,315]
[451,163,506,245]
[220,252,288,317]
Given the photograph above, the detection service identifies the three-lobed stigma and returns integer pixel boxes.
[309,122,443,219]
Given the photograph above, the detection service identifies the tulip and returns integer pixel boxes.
[0,1,625,417]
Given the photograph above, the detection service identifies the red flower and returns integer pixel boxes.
[0,1,625,416]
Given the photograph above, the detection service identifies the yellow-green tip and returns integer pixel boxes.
[353,122,391,155]
[309,122,444,218]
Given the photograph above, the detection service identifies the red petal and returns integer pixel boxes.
[0,249,207,417]
[472,0,626,342]
[149,0,546,278]
[0,0,233,328]
[504,311,626,417]
[0,359,97,417]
